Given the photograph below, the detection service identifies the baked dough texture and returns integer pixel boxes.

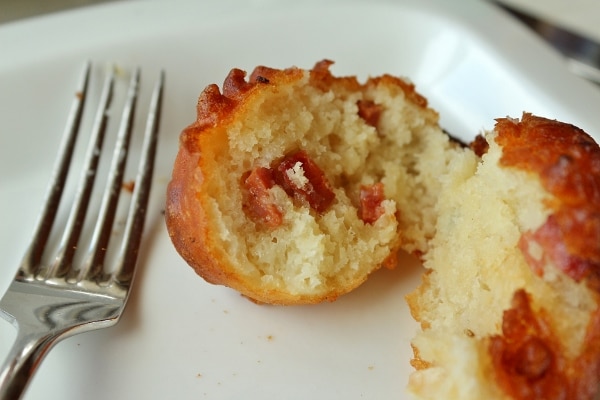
[407,114,600,399]
[166,60,465,305]
[166,61,600,398]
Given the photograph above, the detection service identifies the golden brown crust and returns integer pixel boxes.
[166,60,429,305]
[406,112,600,400]
[489,290,600,400]
[166,145,230,287]
[166,147,344,305]
[166,145,348,304]
[488,114,600,399]
[406,268,433,330]
[410,344,432,371]
[490,113,600,400]
[181,65,307,145]
[167,64,312,304]
[167,62,600,397]
[496,114,600,291]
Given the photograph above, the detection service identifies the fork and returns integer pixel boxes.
[0,62,164,399]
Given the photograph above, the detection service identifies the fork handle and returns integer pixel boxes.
[0,329,63,400]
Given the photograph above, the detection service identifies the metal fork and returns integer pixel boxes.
[0,63,164,399]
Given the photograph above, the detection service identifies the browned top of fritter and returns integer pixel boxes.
[490,114,600,400]
[495,113,600,291]
[490,290,600,400]
[166,60,429,305]
[181,60,428,153]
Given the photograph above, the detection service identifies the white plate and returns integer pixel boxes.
[1,1,599,399]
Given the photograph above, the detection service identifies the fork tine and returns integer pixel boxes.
[0,65,164,400]
[40,67,116,279]
[113,70,164,286]
[19,62,91,278]
[74,68,141,282]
